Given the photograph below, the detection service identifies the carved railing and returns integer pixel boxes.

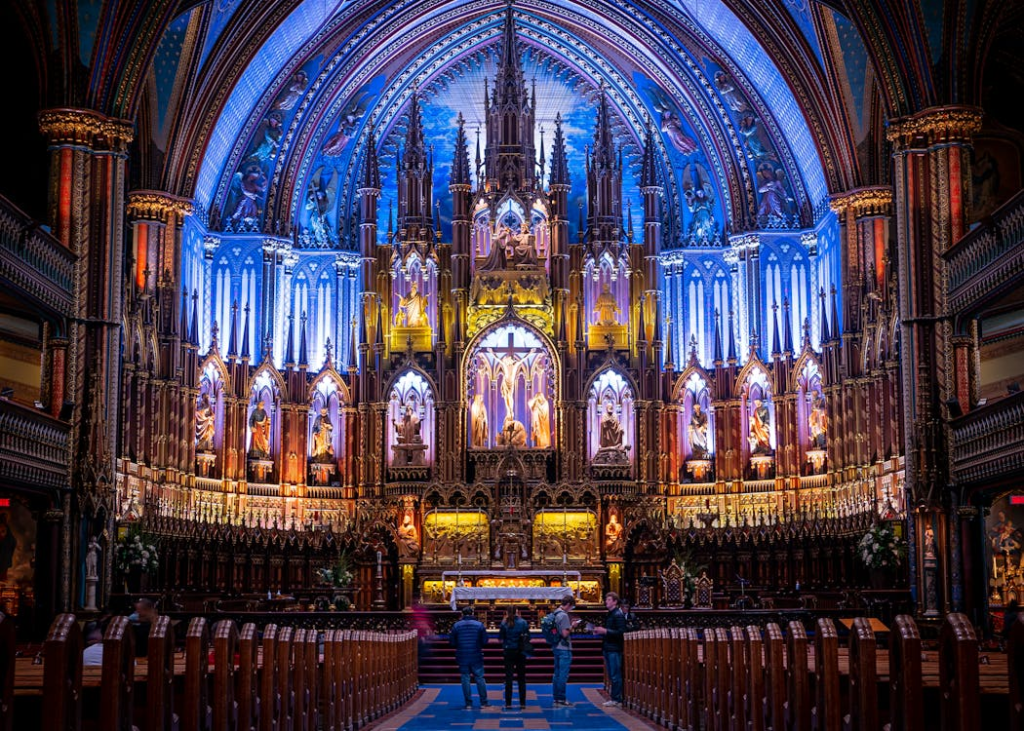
[0,195,75,316]
[949,391,1024,485]
[0,398,70,491]
[945,189,1024,314]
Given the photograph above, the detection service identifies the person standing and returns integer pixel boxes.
[550,596,578,706]
[593,591,627,707]
[450,606,490,709]
[498,606,531,709]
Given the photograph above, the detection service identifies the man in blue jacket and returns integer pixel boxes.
[592,591,627,706]
[450,606,490,708]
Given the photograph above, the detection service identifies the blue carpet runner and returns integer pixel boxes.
[375,683,658,730]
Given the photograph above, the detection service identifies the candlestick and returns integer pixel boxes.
[376,550,382,566]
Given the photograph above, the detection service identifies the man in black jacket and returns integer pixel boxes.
[450,606,490,708]
[592,591,626,707]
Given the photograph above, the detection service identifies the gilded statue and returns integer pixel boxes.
[195,393,216,451]
[594,283,620,326]
[497,415,527,447]
[512,222,539,268]
[490,348,519,419]
[310,407,335,462]
[748,398,772,455]
[604,512,622,549]
[470,394,488,448]
[528,392,551,448]
[809,393,827,450]
[398,511,420,555]
[248,399,271,459]
[394,403,422,444]
[396,280,428,328]
[688,402,709,459]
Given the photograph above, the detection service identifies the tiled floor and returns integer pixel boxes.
[370,684,660,731]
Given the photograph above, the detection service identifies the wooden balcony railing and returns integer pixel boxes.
[0,195,75,316]
[944,189,1024,314]
[950,390,1024,485]
[0,398,70,491]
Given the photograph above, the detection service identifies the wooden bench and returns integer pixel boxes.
[213,620,239,731]
[844,616,877,731]
[238,623,260,731]
[0,612,14,731]
[146,615,178,731]
[99,616,136,731]
[939,613,979,731]
[885,615,922,731]
[813,618,841,731]
[183,616,212,731]
[42,613,82,731]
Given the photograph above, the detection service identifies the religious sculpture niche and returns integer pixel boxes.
[584,259,629,350]
[398,509,420,558]
[195,394,216,452]
[307,376,347,485]
[799,360,828,474]
[194,362,225,476]
[532,510,598,563]
[680,372,714,482]
[588,370,634,472]
[387,371,435,475]
[423,509,490,565]
[390,253,437,352]
[742,368,775,479]
[246,370,280,483]
[466,323,555,451]
[604,509,623,557]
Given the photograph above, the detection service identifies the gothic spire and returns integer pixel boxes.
[240,303,251,360]
[360,126,381,191]
[189,290,200,346]
[640,125,659,188]
[179,288,189,341]
[713,309,723,365]
[499,0,521,77]
[298,311,308,367]
[450,113,472,186]
[284,312,296,366]
[591,85,616,171]
[829,285,840,342]
[549,113,570,187]
[727,309,737,364]
[819,288,830,342]
[783,298,794,354]
[771,301,781,357]
[348,317,358,371]
[228,301,239,357]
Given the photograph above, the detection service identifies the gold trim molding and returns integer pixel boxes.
[886,106,983,150]
[829,186,894,219]
[127,190,194,223]
[38,108,134,150]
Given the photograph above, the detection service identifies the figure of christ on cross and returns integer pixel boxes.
[486,331,540,427]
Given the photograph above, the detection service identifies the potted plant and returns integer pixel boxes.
[115,526,159,593]
[857,523,906,588]
[316,550,354,609]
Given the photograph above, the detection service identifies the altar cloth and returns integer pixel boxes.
[449,586,574,609]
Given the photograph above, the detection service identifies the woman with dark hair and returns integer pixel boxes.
[497,605,531,710]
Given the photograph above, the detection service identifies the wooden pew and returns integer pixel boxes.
[42,613,82,731]
[785,621,811,731]
[939,613,979,731]
[1009,614,1024,731]
[885,615,922,731]
[213,620,239,731]
[237,623,260,731]
[275,626,295,731]
[763,623,785,731]
[146,615,178,731]
[99,616,136,731]
[812,618,841,731]
[745,625,765,731]
[290,629,307,731]
[0,612,15,731]
[301,629,318,731]
[259,624,279,731]
[703,627,728,731]
[665,628,680,730]
[729,626,748,731]
[321,630,338,731]
[844,617,877,731]
[683,627,701,731]
[183,616,212,731]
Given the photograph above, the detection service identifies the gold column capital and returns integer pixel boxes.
[127,190,194,223]
[38,108,134,151]
[829,186,894,219]
[886,105,982,150]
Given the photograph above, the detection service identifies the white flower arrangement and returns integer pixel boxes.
[116,531,160,573]
[857,523,905,570]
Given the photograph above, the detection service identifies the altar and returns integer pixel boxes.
[441,570,582,609]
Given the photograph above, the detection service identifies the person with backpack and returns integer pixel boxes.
[497,605,531,709]
[592,591,627,706]
[450,606,490,709]
[545,595,578,706]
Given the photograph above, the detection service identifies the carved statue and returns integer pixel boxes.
[604,513,622,550]
[85,537,100,580]
[394,403,422,444]
[470,394,488,448]
[311,407,335,462]
[478,225,512,272]
[497,415,527,448]
[398,511,420,555]
[809,393,827,450]
[512,222,539,268]
[594,283,620,326]
[688,403,709,459]
[600,401,625,449]
[248,400,271,459]
[491,349,519,419]
[195,393,215,451]
[748,398,772,455]
[396,281,428,328]
[528,392,551,448]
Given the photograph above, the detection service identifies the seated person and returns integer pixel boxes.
[82,621,104,666]
[129,598,159,657]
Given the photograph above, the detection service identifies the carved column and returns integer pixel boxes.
[888,106,982,612]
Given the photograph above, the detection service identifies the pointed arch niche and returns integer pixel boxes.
[796,358,827,474]
[308,374,349,484]
[465,322,555,450]
[587,369,635,467]
[247,369,282,483]
[386,371,436,468]
[740,365,775,479]
[195,360,227,478]
[679,371,714,481]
